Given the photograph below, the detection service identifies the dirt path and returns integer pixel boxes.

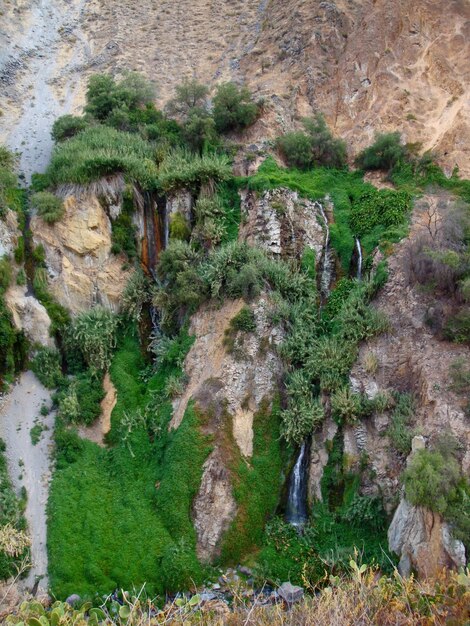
[0,371,54,593]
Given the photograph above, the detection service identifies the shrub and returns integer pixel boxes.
[276,114,347,170]
[30,191,65,223]
[212,82,259,133]
[331,386,363,424]
[0,146,17,219]
[30,346,63,388]
[85,72,156,122]
[51,115,90,142]
[276,131,312,170]
[355,132,407,171]
[191,194,227,249]
[403,448,462,515]
[183,108,218,153]
[350,188,411,237]
[386,393,415,455]
[121,269,151,323]
[281,370,324,444]
[230,306,256,332]
[168,79,209,117]
[343,493,386,531]
[68,307,118,372]
[444,308,470,343]
[306,336,357,392]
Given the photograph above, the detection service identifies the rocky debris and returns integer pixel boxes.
[388,498,466,577]
[78,372,116,446]
[239,188,325,262]
[308,417,337,502]
[277,582,304,604]
[192,452,237,562]
[5,285,54,348]
[65,594,81,606]
[31,192,130,314]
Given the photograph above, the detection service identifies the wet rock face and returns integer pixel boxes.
[31,192,130,314]
[388,498,466,577]
[239,188,325,263]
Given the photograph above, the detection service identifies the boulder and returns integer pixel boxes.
[65,594,81,606]
[388,498,466,577]
[278,582,304,604]
[5,285,54,348]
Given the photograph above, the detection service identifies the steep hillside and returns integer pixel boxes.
[1,1,470,178]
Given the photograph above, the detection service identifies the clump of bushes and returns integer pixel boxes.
[281,371,324,444]
[0,146,17,219]
[386,392,415,455]
[30,346,63,389]
[67,307,118,372]
[212,82,260,133]
[30,191,65,224]
[158,149,231,193]
[276,113,347,170]
[355,132,408,172]
[51,114,90,142]
[350,188,411,237]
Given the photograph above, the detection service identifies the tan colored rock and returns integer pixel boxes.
[78,372,116,446]
[5,285,54,348]
[31,193,130,314]
[0,210,19,258]
[192,451,237,562]
[388,498,466,577]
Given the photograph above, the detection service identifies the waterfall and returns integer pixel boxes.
[355,237,362,281]
[317,202,333,298]
[285,441,309,527]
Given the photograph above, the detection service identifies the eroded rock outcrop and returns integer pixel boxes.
[5,285,53,348]
[388,498,466,577]
[173,296,284,560]
[0,209,19,257]
[239,188,325,261]
[31,192,130,314]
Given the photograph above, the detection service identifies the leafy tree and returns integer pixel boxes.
[85,73,156,122]
[212,82,259,133]
[355,132,407,171]
[183,108,218,153]
[276,131,312,169]
[168,79,209,117]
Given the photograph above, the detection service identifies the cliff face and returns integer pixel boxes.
[2,1,469,178]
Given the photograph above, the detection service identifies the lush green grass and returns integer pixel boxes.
[247,158,412,273]
[48,329,210,598]
[220,399,287,564]
[46,126,159,189]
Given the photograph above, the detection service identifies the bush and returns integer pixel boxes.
[30,346,63,388]
[276,114,347,170]
[85,72,156,122]
[30,191,65,223]
[386,393,415,455]
[230,306,256,332]
[121,269,151,323]
[350,188,411,237]
[306,336,357,392]
[158,149,231,193]
[0,257,12,292]
[169,212,191,241]
[167,79,209,117]
[191,194,227,249]
[212,82,259,133]
[281,370,324,444]
[403,447,463,515]
[355,132,407,171]
[444,308,470,343]
[51,115,90,142]
[331,386,363,424]
[67,307,118,372]
[14,237,24,264]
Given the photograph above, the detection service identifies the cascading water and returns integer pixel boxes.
[355,237,362,281]
[317,201,333,298]
[285,441,309,526]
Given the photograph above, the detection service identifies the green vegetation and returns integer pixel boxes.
[403,436,470,548]
[158,149,231,193]
[385,393,415,455]
[30,346,63,389]
[220,399,286,564]
[0,438,29,579]
[48,328,212,597]
[276,113,347,170]
[66,307,118,372]
[30,422,47,445]
[212,82,260,133]
[51,114,91,142]
[30,191,65,224]
[355,132,408,172]
[0,146,19,218]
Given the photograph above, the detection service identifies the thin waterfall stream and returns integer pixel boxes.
[355,237,363,281]
[285,201,332,527]
[285,441,309,526]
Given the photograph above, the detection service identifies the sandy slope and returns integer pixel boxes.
[0,371,54,592]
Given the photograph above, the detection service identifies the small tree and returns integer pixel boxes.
[212,82,259,133]
[168,79,209,117]
[355,132,407,171]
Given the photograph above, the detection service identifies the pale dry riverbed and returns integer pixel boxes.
[0,371,54,593]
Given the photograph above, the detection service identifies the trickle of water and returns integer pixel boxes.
[285,441,309,527]
[355,237,362,281]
